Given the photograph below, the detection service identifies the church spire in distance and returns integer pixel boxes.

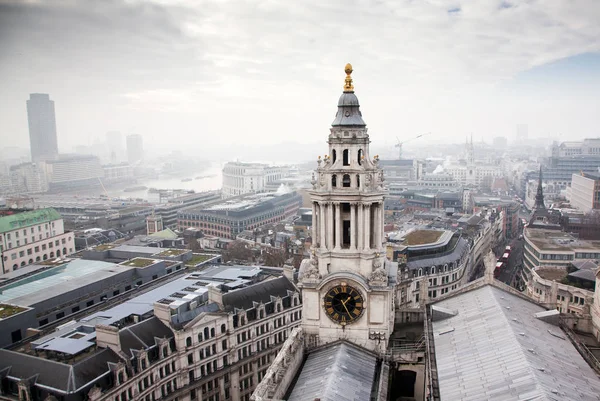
[534,165,545,210]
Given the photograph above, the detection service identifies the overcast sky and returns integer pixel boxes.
[1,0,599,158]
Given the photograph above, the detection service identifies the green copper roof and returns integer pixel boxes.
[0,208,62,233]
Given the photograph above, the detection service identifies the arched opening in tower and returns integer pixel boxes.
[358,149,363,165]
[332,149,337,163]
[332,174,337,188]
[342,174,351,188]
[390,369,417,399]
[343,149,350,166]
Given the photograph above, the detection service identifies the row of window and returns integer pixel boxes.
[3,222,54,240]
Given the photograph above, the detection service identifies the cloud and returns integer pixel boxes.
[0,0,599,153]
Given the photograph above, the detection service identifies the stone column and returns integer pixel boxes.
[319,202,326,250]
[328,202,334,250]
[375,202,382,249]
[357,202,363,251]
[364,203,371,250]
[335,202,341,250]
[350,202,357,250]
[311,202,317,246]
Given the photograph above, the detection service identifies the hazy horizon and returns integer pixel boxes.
[1,0,599,158]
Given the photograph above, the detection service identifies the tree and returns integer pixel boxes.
[263,248,286,267]
[187,238,203,253]
[223,240,253,262]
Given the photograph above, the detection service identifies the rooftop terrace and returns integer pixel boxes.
[119,258,157,268]
[403,229,444,245]
[155,248,187,257]
[0,303,27,319]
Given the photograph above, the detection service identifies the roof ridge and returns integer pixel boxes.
[321,343,346,399]
[490,287,549,400]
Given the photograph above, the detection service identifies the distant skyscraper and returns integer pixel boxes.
[126,134,143,164]
[26,94,59,162]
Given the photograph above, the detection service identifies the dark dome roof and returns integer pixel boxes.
[337,92,360,107]
[331,91,366,127]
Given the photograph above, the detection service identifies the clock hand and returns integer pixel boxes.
[341,297,352,316]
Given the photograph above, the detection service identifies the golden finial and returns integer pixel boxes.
[344,63,354,92]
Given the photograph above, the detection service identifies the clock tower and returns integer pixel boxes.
[299,64,394,353]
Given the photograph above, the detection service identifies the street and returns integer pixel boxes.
[497,237,524,287]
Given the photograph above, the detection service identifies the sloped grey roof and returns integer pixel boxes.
[222,276,296,310]
[0,347,119,392]
[431,285,600,401]
[568,268,597,283]
[572,260,599,271]
[287,342,377,401]
[120,316,173,355]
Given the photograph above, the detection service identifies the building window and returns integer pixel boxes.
[343,149,349,166]
[342,174,351,187]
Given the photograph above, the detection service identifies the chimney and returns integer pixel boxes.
[208,283,223,308]
[283,264,295,282]
[96,324,121,351]
[154,302,172,325]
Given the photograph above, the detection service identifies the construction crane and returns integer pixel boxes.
[395,132,431,160]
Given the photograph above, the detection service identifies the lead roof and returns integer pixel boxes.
[431,285,600,401]
[287,342,378,401]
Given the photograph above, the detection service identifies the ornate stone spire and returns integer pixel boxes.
[534,165,545,210]
[343,63,354,92]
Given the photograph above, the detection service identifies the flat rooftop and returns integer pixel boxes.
[25,265,269,358]
[535,268,568,281]
[119,258,160,268]
[192,191,293,213]
[0,259,126,307]
[403,230,444,245]
[525,227,600,251]
[155,249,187,257]
[0,303,28,319]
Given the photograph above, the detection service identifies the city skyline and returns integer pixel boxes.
[0,1,599,156]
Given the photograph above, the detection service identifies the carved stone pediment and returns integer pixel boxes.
[368,267,388,287]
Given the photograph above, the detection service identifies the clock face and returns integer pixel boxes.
[323,284,365,325]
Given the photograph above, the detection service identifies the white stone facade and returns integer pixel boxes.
[299,71,394,354]
[0,211,75,274]
[222,162,289,198]
[569,172,600,213]
[526,267,592,316]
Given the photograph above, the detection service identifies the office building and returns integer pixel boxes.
[126,134,144,165]
[0,208,75,275]
[569,172,600,213]
[178,191,302,239]
[26,93,59,163]
[222,162,290,198]
[45,154,104,191]
[0,265,301,401]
